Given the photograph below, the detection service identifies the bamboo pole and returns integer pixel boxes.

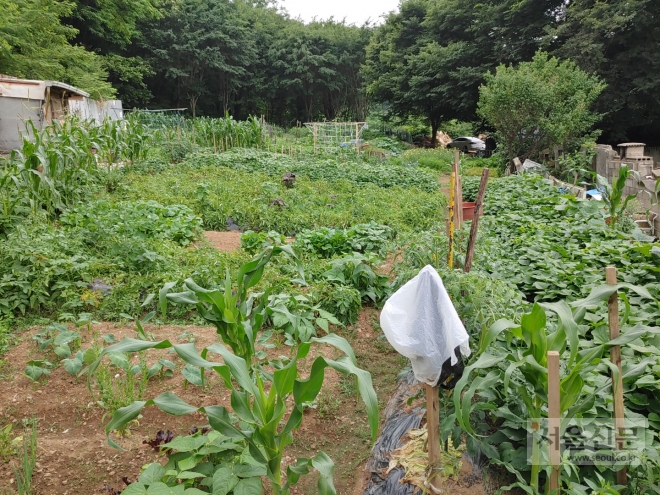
[425,383,442,492]
[464,168,490,273]
[548,351,561,495]
[607,266,627,486]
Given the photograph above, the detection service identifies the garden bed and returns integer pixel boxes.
[0,309,406,495]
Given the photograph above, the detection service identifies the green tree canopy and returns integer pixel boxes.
[0,0,114,99]
[545,0,660,142]
[363,0,563,145]
[478,52,605,163]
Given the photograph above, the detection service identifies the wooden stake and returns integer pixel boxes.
[425,383,443,492]
[607,266,628,486]
[457,173,464,226]
[464,168,490,273]
[452,149,462,230]
[548,351,561,495]
[447,171,456,268]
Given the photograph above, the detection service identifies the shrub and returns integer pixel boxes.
[319,284,362,325]
[241,230,287,254]
[323,253,390,304]
[478,51,605,162]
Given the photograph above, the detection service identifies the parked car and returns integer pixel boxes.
[447,136,486,156]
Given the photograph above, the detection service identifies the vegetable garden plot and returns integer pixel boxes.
[3,113,659,494]
[390,173,660,494]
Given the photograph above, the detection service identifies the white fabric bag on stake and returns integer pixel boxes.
[380,265,471,386]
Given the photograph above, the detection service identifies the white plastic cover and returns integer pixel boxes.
[380,266,471,386]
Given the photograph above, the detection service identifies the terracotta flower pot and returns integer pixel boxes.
[462,202,477,221]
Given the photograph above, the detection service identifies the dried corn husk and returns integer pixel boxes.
[387,427,464,494]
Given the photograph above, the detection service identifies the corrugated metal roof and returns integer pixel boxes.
[0,74,89,98]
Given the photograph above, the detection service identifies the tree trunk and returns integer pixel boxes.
[430,120,439,147]
[189,94,199,118]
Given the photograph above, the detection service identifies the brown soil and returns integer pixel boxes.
[0,310,485,495]
[439,173,452,196]
[202,231,242,252]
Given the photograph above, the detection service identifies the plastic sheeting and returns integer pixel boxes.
[380,266,471,386]
[364,371,423,495]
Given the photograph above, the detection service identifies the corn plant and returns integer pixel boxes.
[596,166,640,227]
[453,282,656,494]
[2,419,38,495]
[184,114,263,150]
[89,245,379,495]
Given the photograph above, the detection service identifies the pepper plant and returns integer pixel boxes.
[90,245,379,495]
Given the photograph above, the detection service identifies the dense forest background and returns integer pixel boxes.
[0,0,658,143]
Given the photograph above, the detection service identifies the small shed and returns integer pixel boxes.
[0,74,123,153]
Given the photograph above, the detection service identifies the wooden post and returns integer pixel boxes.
[447,170,456,268]
[464,168,490,273]
[457,174,464,226]
[356,123,360,155]
[453,149,462,229]
[548,351,561,495]
[425,383,442,492]
[607,266,627,486]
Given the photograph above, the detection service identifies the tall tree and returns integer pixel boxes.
[0,0,114,98]
[363,0,564,145]
[546,0,660,143]
[62,0,160,106]
[137,2,371,123]
[141,0,257,117]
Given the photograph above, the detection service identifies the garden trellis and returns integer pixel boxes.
[304,121,368,154]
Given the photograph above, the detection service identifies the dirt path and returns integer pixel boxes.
[439,172,451,196]
[0,314,395,495]
[202,231,242,252]
[0,308,484,495]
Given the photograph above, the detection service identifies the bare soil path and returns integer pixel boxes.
[202,231,242,252]
[0,308,484,495]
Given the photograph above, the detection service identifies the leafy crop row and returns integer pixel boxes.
[394,174,660,493]
[183,148,440,192]
[468,175,660,303]
[119,164,445,234]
